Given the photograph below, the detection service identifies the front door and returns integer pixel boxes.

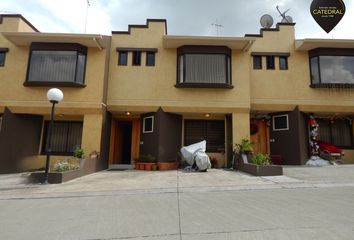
[250,119,268,154]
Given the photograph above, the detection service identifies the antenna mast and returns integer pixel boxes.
[84,0,90,33]
[211,19,223,36]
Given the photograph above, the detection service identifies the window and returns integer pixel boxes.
[118,51,128,65]
[0,48,9,67]
[317,118,353,148]
[253,56,262,69]
[143,116,154,133]
[146,52,155,66]
[177,46,232,87]
[184,120,225,152]
[310,56,354,86]
[266,56,275,69]
[26,43,87,86]
[279,56,288,70]
[272,115,289,131]
[42,121,83,155]
[132,51,141,66]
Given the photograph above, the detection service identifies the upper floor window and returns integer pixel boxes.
[266,56,275,69]
[146,51,155,66]
[177,46,232,88]
[253,56,262,69]
[279,56,288,70]
[0,48,9,67]
[118,51,128,65]
[309,48,354,88]
[25,43,87,87]
[132,51,141,66]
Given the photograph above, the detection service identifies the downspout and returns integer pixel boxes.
[242,40,254,51]
[93,36,103,50]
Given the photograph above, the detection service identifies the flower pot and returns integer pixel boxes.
[144,163,153,171]
[139,163,145,170]
[135,162,140,170]
[157,162,177,171]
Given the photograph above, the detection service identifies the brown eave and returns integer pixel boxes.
[163,35,255,51]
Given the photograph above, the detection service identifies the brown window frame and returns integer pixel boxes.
[146,51,155,66]
[0,48,9,67]
[279,56,288,70]
[253,56,262,69]
[118,51,128,66]
[132,51,141,66]
[266,56,275,70]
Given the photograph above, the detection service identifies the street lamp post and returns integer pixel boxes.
[43,88,64,184]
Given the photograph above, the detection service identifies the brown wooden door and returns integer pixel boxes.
[250,120,268,154]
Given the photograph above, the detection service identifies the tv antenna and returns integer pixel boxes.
[276,5,293,23]
[211,19,223,36]
[84,0,90,33]
[260,14,274,28]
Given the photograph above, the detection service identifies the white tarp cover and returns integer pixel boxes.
[180,140,211,171]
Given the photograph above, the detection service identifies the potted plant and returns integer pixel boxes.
[138,154,157,171]
[158,157,178,171]
[233,139,254,168]
[73,147,84,159]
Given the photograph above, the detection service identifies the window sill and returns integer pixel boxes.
[24,81,86,88]
[175,83,234,89]
[310,83,354,89]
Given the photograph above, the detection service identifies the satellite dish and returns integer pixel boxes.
[281,15,293,23]
[260,14,274,28]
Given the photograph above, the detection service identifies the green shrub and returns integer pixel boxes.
[234,139,254,154]
[139,154,156,163]
[73,147,84,158]
[251,153,271,165]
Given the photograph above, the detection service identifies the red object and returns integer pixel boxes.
[315,140,343,157]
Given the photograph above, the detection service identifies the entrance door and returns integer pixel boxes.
[113,121,132,165]
[250,119,268,154]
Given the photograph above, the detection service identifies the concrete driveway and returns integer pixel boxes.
[1,166,354,240]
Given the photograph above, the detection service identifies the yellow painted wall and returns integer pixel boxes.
[250,25,354,113]
[232,112,250,146]
[108,21,251,114]
[81,113,103,155]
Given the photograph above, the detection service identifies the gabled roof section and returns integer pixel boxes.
[295,39,354,51]
[163,35,255,51]
[245,22,295,38]
[0,14,39,32]
[112,19,167,35]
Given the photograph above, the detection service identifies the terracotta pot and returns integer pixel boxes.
[144,163,153,171]
[139,163,145,170]
[157,162,177,171]
[135,162,140,170]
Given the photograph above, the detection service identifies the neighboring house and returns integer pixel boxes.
[1,14,354,174]
[0,15,111,173]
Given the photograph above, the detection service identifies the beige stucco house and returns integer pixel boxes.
[1,14,354,174]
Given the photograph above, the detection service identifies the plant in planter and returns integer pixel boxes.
[139,154,157,171]
[53,159,79,172]
[233,139,254,168]
[251,153,271,165]
[73,147,84,159]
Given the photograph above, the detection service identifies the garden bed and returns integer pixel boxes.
[238,163,283,176]
[30,170,81,184]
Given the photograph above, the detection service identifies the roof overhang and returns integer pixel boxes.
[163,35,255,51]
[295,39,354,51]
[1,32,109,49]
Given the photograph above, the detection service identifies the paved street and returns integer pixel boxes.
[1,166,354,240]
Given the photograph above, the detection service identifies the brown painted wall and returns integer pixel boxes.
[270,107,308,165]
[158,110,182,162]
[0,108,43,173]
[140,112,159,159]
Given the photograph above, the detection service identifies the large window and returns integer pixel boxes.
[309,48,354,87]
[317,118,353,148]
[42,121,83,155]
[177,46,232,88]
[26,43,87,86]
[184,120,225,152]
[310,56,354,85]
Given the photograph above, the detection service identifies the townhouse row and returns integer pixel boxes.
[1,14,354,173]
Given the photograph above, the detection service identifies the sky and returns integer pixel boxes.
[1,0,353,39]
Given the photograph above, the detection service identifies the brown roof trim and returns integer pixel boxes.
[112,19,167,35]
[251,52,290,57]
[116,47,158,52]
[244,22,295,38]
[0,48,9,52]
[0,14,39,32]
